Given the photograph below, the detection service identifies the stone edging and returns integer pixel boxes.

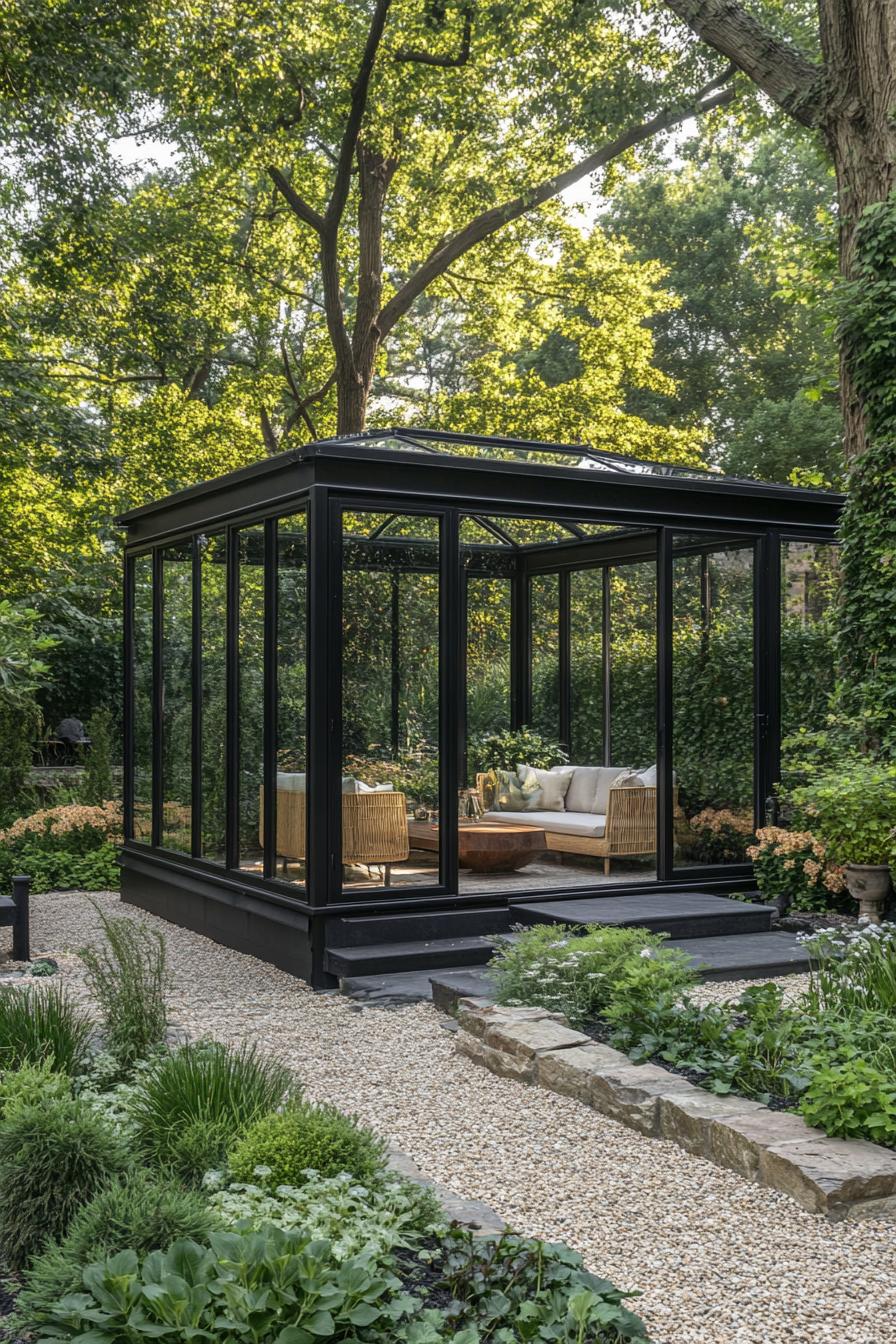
[454,999,896,1223]
[387,1146,505,1236]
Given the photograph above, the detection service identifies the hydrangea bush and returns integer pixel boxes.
[747,826,846,912]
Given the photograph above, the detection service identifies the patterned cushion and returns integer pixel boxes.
[492,768,541,812]
[517,764,574,812]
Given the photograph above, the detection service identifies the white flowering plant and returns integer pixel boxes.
[799,920,896,1017]
[490,922,698,1027]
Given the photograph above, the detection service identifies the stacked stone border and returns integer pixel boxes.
[454,998,896,1223]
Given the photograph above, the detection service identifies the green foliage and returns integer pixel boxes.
[0,600,58,818]
[129,1041,293,1183]
[0,841,120,894]
[82,708,116,805]
[79,906,169,1071]
[228,1101,387,1190]
[790,762,896,865]
[0,1096,131,1268]
[836,196,896,753]
[800,1059,896,1145]
[205,1170,443,1260]
[0,981,92,1075]
[0,1059,71,1118]
[19,1171,220,1319]
[469,728,568,776]
[0,800,122,892]
[490,922,696,1028]
[32,1226,414,1343]
[424,1226,650,1343]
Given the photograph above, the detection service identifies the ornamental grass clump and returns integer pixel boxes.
[747,826,846,912]
[228,1100,387,1189]
[79,906,170,1071]
[0,982,92,1075]
[490,922,698,1027]
[129,1041,293,1184]
[0,1096,131,1267]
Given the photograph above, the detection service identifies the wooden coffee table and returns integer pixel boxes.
[407,820,546,873]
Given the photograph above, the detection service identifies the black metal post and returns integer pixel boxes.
[190,538,203,859]
[558,568,571,753]
[224,528,241,871]
[510,562,530,729]
[656,529,674,880]
[307,489,335,983]
[262,519,278,880]
[601,566,612,766]
[151,549,163,850]
[122,555,135,842]
[390,573,400,757]
[11,875,30,963]
[754,532,781,828]
[440,509,460,893]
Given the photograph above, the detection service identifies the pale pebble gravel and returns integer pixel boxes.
[10,891,896,1344]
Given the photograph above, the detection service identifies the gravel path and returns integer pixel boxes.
[14,891,896,1344]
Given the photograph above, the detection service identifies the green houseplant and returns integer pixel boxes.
[791,763,896,921]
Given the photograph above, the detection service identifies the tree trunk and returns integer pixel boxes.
[818,0,896,460]
[336,371,370,433]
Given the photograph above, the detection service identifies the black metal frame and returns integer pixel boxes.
[118,430,843,987]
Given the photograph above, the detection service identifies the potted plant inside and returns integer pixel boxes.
[791,763,896,922]
[468,729,568,811]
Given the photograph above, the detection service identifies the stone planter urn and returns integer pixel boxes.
[844,863,891,924]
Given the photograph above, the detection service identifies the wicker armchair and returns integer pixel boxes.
[260,788,410,883]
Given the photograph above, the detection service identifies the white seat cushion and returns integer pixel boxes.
[277,772,306,792]
[479,809,606,839]
[563,765,630,814]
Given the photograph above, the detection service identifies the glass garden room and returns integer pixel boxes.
[120,429,842,985]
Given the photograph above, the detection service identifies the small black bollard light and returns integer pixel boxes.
[11,874,30,963]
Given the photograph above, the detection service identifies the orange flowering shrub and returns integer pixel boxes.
[747,826,847,912]
[0,801,122,846]
[686,807,755,864]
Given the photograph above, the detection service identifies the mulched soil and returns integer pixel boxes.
[773,911,859,935]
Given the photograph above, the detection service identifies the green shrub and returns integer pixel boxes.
[31,1226,413,1343]
[800,1058,896,1145]
[228,1101,387,1188]
[0,1060,71,1117]
[79,906,169,1070]
[0,1096,131,1267]
[0,982,92,1075]
[205,1169,443,1259]
[490,922,694,1027]
[18,1171,220,1319]
[0,800,122,893]
[82,708,115,806]
[468,727,568,776]
[129,1041,292,1184]
[790,761,896,865]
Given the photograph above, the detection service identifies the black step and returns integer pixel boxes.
[513,892,773,940]
[325,935,497,979]
[327,906,512,948]
[667,931,809,981]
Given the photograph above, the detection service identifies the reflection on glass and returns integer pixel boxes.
[132,555,153,842]
[781,542,839,787]
[342,511,440,889]
[672,538,754,867]
[199,535,226,863]
[609,562,656,770]
[570,568,603,765]
[274,512,308,885]
[238,527,265,872]
[160,544,193,852]
[466,577,511,748]
[530,574,560,742]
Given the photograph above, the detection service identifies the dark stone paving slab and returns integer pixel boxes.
[666,930,809,980]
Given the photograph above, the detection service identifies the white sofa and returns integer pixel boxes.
[476,764,657,874]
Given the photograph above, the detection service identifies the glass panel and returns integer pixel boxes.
[342,511,440,890]
[238,526,265,873]
[199,534,227,863]
[132,554,153,842]
[672,537,755,867]
[609,562,656,770]
[781,541,839,790]
[160,543,193,852]
[530,574,560,743]
[465,575,511,751]
[275,511,308,885]
[570,568,603,765]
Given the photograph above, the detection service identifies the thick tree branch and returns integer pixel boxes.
[326,0,392,232]
[662,0,825,127]
[267,166,326,234]
[394,4,472,67]
[378,77,736,339]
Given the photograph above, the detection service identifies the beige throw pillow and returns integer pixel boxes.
[517,764,574,812]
